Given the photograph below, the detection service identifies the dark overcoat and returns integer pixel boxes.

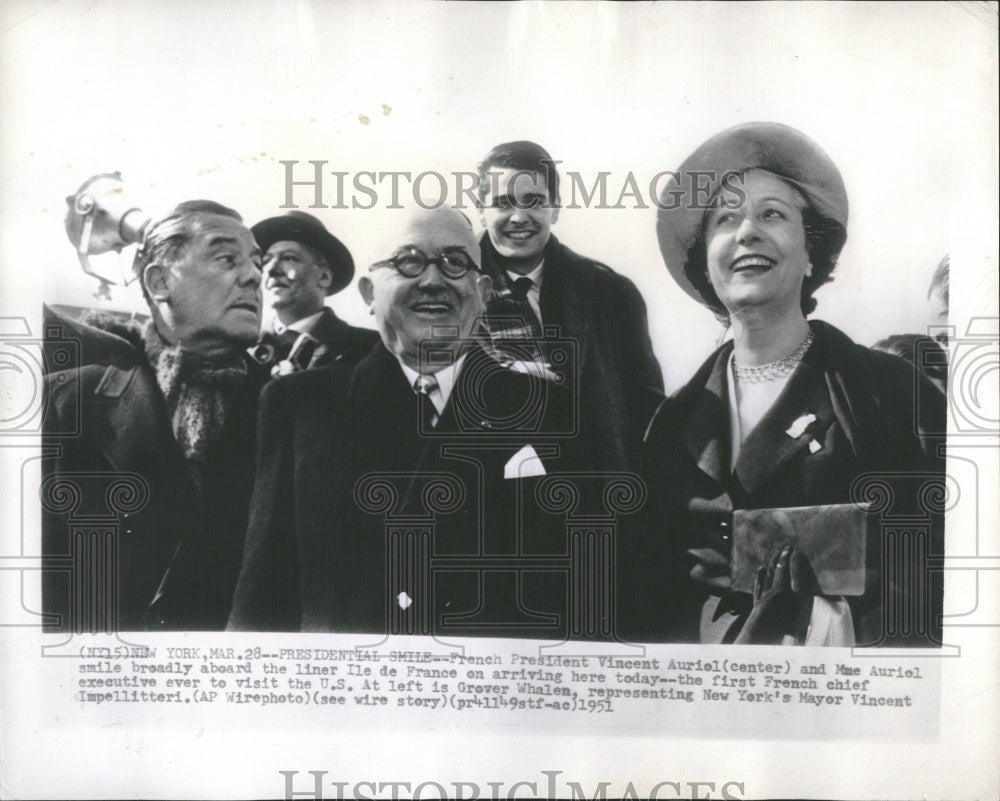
[42,347,268,631]
[632,320,946,646]
[481,234,664,472]
[253,307,380,371]
[228,342,599,638]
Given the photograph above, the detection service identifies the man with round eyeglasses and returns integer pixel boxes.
[360,209,492,384]
[229,206,583,636]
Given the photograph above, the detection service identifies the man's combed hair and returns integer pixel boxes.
[476,140,561,205]
[132,200,243,291]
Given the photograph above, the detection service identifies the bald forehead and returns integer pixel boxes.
[384,207,479,264]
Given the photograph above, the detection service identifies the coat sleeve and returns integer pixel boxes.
[611,272,666,433]
[871,350,947,647]
[227,377,302,631]
[825,340,948,646]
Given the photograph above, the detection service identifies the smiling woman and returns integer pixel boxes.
[705,170,813,323]
[630,122,948,648]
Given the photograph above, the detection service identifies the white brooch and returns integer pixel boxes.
[785,413,817,439]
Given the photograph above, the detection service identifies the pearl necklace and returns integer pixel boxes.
[733,329,815,383]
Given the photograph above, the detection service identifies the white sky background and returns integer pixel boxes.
[1,3,999,800]
[2,1,997,391]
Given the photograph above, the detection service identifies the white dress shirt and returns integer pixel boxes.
[399,353,468,420]
[273,308,325,336]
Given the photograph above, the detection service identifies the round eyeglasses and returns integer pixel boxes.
[372,247,478,279]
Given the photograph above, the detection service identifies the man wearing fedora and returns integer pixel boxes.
[476,140,664,473]
[251,210,378,373]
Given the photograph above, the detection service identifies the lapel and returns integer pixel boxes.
[306,307,346,344]
[399,345,521,511]
[678,326,840,498]
[677,345,733,487]
[538,237,592,367]
[300,308,351,367]
[349,342,423,454]
[432,344,507,435]
[353,342,509,436]
[732,331,837,497]
[94,356,186,480]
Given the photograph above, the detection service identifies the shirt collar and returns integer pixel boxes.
[398,352,468,414]
[504,259,544,289]
[274,309,326,336]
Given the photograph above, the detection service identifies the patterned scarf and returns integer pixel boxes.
[480,238,547,365]
[143,324,248,482]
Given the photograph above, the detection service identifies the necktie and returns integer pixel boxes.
[512,276,534,301]
[510,276,543,338]
[276,327,299,352]
[413,374,439,430]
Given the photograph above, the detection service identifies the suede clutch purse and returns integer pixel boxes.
[731,503,871,596]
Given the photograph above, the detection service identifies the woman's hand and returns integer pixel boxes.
[734,545,819,644]
[688,545,732,594]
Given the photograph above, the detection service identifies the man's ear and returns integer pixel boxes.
[358,276,375,310]
[550,205,560,225]
[143,263,170,301]
[474,273,493,304]
[316,264,333,291]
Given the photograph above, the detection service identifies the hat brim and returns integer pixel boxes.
[656,122,849,311]
[251,216,355,296]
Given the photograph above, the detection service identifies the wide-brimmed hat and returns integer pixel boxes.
[656,122,848,310]
[252,211,354,295]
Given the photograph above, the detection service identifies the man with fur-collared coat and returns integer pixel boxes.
[43,200,267,631]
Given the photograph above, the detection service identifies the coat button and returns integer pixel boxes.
[719,520,731,542]
[144,609,166,630]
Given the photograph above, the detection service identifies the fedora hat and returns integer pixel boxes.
[656,122,848,310]
[252,211,355,295]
